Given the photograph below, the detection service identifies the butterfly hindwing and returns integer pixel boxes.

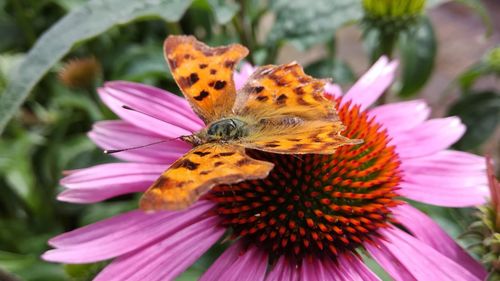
[240,118,362,154]
[139,144,274,211]
[164,35,249,123]
[233,62,338,121]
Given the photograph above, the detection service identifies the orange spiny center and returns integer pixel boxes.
[207,98,402,261]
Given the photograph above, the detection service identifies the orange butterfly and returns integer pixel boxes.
[139,35,362,211]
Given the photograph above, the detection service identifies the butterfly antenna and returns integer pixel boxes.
[121,105,195,134]
[104,138,180,154]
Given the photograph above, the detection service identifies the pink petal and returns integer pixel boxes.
[369,227,483,281]
[324,83,343,99]
[391,117,466,158]
[341,56,398,111]
[42,200,215,263]
[399,181,488,207]
[200,241,268,281]
[401,150,486,173]
[337,254,381,281]
[402,167,486,190]
[322,258,354,281]
[265,256,299,281]
[99,81,203,138]
[234,62,255,90]
[94,216,224,281]
[300,259,328,281]
[365,239,417,281]
[88,120,189,164]
[398,150,489,207]
[58,162,166,203]
[393,204,487,279]
[368,100,430,134]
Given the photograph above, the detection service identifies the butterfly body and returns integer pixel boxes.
[139,35,362,211]
[206,117,249,142]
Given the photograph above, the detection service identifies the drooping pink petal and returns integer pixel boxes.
[88,120,189,164]
[369,227,483,281]
[98,81,203,138]
[234,62,255,90]
[393,204,487,279]
[365,239,417,281]
[200,241,268,281]
[391,117,466,159]
[341,56,398,111]
[368,100,430,134]
[42,201,215,263]
[94,216,224,281]
[58,162,165,203]
[300,258,328,281]
[265,256,299,281]
[337,254,381,281]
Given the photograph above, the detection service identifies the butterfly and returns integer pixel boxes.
[139,35,362,211]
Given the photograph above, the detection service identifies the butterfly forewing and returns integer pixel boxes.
[164,35,248,123]
[139,144,274,211]
[233,62,338,121]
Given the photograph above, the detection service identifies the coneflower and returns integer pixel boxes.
[58,56,102,90]
[44,58,488,280]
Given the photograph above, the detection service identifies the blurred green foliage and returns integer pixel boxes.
[0,0,497,280]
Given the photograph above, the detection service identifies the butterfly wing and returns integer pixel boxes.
[239,118,361,154]
[233,62,361,154]
[139,144,274,211]
[233,62,338,121]
[164,35,248,123]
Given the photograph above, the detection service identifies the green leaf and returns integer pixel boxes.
[0,130,45,212]
[111,42,169,83]
[458,47,500,91]
[65,262,109,280]
[448,90,500,150]
[0,251,66,281]
[398,17,436,97]
[305,59,355,85]
[457,62,491,91]
[206,0,240,24]
[268,0,363,51]
[0,0,193,135]
[0,53,24,93]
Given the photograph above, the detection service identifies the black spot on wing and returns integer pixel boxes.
[236,158,252,167]
[256,95,269,102]
[194,90,209,101]
[212,151,236,158]
[189,73,200,84]
[209,80,227,90]
[178,73,200,88]
[224,60,236,68]
[193,151,211,157]
[171,159,200,170]
[276,94,287,105]
[265,143,280,148]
